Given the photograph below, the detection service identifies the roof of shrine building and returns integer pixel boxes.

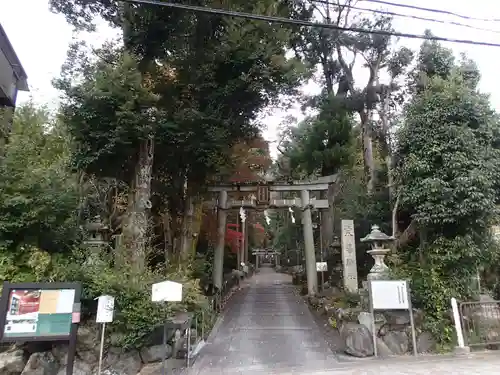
[0,23,28,92]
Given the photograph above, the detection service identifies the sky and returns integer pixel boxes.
[2,0,500,158]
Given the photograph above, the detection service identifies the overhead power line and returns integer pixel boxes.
[360,0,500,22]
[311,0,500,34]
[120,0,500,48]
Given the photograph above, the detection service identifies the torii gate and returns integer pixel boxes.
[208,175,337,295]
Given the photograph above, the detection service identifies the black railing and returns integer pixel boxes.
[460,300,500,347]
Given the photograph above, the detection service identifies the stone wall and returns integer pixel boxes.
[0,325,191,375]
[328,305,436,357]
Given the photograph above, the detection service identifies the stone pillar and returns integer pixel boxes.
[301,189,318,295]
[341,220,358,293]
[213,190,227,289]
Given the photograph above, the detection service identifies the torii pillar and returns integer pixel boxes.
[213,190,227,289]
[301,189,318,295]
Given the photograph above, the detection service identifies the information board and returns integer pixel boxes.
[368,280,417,357]
[152,280,183,302]
[96,295,115,324]
[4,288,75,339]
[370,280,409,310]
[316,262,327,272]
[0,282,81,375]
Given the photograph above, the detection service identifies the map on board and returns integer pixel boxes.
[4,289,75,338]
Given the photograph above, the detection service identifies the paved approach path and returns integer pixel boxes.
[189,266,500,375]
[190,265,339,375]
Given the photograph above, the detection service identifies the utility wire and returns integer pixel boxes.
[311,0,500,34]
[120,0,500,47]
[360,0,500,22]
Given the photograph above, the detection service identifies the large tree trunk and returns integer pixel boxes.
[190,199,204,253]
[360,111,375,194]
[337,45,377,195]
[320,189,334,250]
[118,2,156,273]
[161,210,172,265]
[120,137,154,272]
[378,79,395,202]
[179,195,195,262]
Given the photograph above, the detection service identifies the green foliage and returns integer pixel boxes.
[56,49,161,182]
[286,96,355,176]
[0,103,80,252]
[54,1,307,219]
[0,246,72,285]
[395,42,500,344]
[70,252,208,349]
[397,72,497,237]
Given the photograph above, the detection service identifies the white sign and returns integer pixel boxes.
[96,295,115,323]
[370,280,409,310]
[152,280,183,302]
[341,220,358,293]
[316,262,328,272]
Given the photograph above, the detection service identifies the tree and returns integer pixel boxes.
[286,97,354,176]
[0,102,79,279]
[55,47,162,271]
[394,49,500,342]
[223,135,272,184]
[278,96,354,248]
[52,1,305,271]
[395,34,458,248]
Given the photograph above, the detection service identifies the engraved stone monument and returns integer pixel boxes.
[341,219,358,293]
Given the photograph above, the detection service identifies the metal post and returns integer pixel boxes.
[368,281,377,357]
[241,216,246,270]
[319,211,324,292]
[301,189,318,295]
[186,326,191,368]
[97,323,106,375]
[213,191,227,289]
[244,219,249,264]
[408,286,418,357]
[236,212,241,273]
[162,318,168,375]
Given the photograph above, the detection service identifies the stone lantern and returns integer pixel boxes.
[361,224,394,281]
[330,235,341,254]
[329,235,343,285]
[83,216,109,248]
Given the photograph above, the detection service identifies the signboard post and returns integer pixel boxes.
[368,280,417,357]
[96,295,115,375]
[0,282,82,375]
[316,262,328,291]
[152,281,183,375]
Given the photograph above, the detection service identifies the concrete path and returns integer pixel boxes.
[189,266,500,375]
[189,266,339,375]
[307,353,500,374]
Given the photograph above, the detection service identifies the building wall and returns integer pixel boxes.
[0,48,17,106]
